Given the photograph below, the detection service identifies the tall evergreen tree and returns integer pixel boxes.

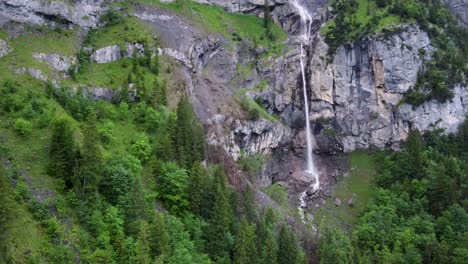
[206,167,232,261]
[188,162,208,216]
[242,186,257,223]
[175,96,205,168]
[277,224,300,264]
[75,113,102,198]
[153,78,167,107]
[318,225,353,264]
[428,163,457,216]
[49,117,76,189]
[149,212,171,259]
[234,218,258,264]
[406,130,425,179]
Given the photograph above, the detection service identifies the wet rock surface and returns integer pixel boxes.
[0,0,106,28]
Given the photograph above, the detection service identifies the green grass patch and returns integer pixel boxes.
[138,0,287,57]
[0,29,79,81]
[86,16,156,49]
[236,88,278,122]
[63,58,157,89]
[322,0,404,55]
[314,151,376,228]
[263,183,289,208]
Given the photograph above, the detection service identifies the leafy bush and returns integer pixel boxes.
[130,134,151,162]
[263,183,288,208]
[239,153,267,175]
[13,118,32,136]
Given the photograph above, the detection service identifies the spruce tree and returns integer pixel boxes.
[75,113,102,198]
[277,224,299,264]
[242,186,257,223]
[406,130,425,179]
[206,167,232,260]
[188,162,208,216]
[234,218,258,264]
[150,212,171,259]
[49,117,76,189]
[175,96,205,168]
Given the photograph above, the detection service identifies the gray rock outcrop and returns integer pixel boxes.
[0,38,10,57]
[208,115,292,160]
[0,0,106,28]
[91,43,145,64]
[258,24,467,153]
[32,53,76,72]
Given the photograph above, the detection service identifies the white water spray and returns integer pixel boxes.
[292,0,319,221]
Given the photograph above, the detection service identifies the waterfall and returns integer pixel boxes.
[292,0,319,222]
[292,0,319,190]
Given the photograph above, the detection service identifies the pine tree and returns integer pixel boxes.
[153,78,167,107]
[49,117,76,189]
[234,218,258,264]
[406,130,425,179]
[175,96,205,168]
[318,225,353,264]
[75,113,102,199]
[150,212,171,259]
[277,224,300,264]
[242,186,257,223]
[206,167,232,260]
[428,163,457,215]
[261,228,278,264]
[188,162,208,216]
[135,221,152,263]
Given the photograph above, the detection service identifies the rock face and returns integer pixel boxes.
[32,53,76,72]
[91,43,145,64]
[0,38,10,57]
[208,115,292,160]
[442,0,468,27]
[259,24,467,153]
[0,0,106,28]
[134,2,466,158]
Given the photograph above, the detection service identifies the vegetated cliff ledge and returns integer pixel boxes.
[0,0,466,158]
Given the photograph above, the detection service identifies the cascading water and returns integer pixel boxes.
[292,0,319,221]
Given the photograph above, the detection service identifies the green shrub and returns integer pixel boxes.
[263,183,288,207]
[130,134,151,162]
[98,121,115,144]
[14,118,33,136]
[239,153,267,175]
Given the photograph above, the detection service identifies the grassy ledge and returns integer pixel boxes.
[315,151,376,228]
[138,0,287,57]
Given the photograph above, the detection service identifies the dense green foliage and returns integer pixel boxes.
[0,5,305,261]
[318,121,468,263]
[324,0,468,105]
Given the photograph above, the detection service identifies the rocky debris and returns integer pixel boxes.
[15,67,48,82]
[347,197,354,207]
[91,42,145,64]
[32,53,76,72]
[442,0,468,27]
[0,39,10,58]
[334,197,341,206]
[0,0,106,28]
